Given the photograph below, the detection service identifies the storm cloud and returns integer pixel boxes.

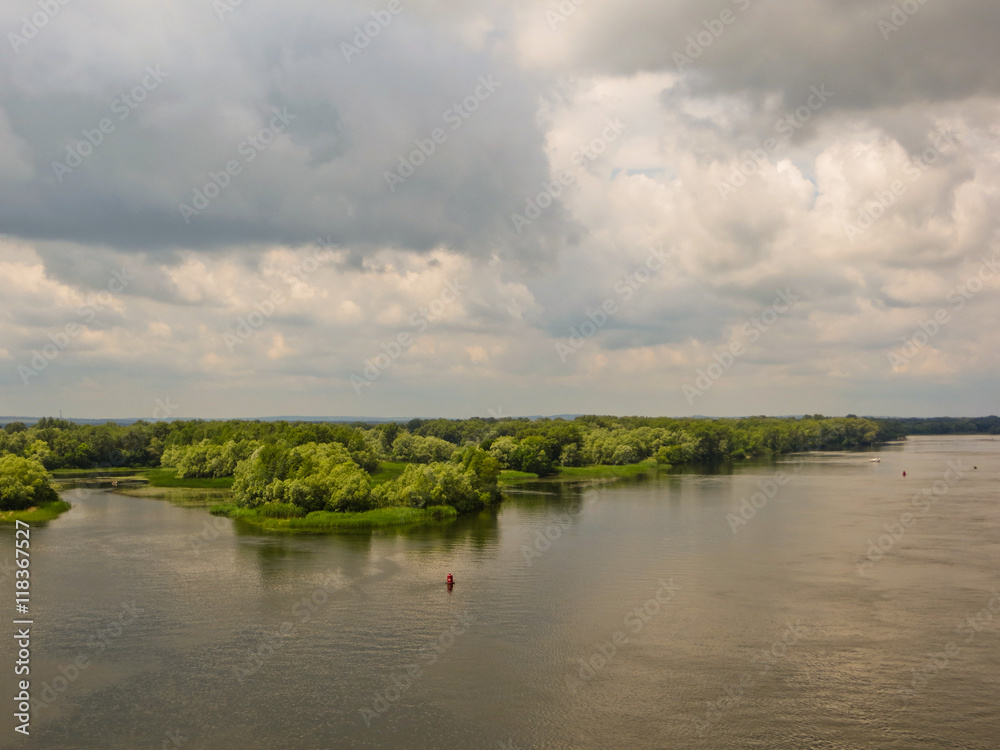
[1,0,998,418]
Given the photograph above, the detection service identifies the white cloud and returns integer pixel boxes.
[2,1,999,417]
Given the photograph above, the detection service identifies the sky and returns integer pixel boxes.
[1,0,999,420]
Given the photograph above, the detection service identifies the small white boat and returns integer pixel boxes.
[869,457,880,462]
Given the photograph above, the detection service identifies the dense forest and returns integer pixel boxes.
[0,414,994,515]
[873,416,1000,437]
[0,414,899,471]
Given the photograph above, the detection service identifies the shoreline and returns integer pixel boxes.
[0,500,72,524]
[32,449,881,530]
[86,462,665,532]
[209,502,459,532]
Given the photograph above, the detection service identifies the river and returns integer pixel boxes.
[2,435,998,749]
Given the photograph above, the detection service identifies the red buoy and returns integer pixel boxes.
[446,573,454,585]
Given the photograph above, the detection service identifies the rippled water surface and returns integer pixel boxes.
[2,435,998,749]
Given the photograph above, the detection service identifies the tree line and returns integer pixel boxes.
[2,414,993,514]
[1,414,895,470]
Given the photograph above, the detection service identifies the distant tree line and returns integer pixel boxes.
[1,414,993,514]
[873,416,1000,438]
[4,414,975,473]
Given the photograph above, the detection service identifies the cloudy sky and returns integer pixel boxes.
[1,0,998,419]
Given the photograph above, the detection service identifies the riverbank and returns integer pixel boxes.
[500,460,663,485]
[141,468,235,489]
[52,467,233,506]
[0,500,72,524]
[51,462,665,531]
[209,502,458,532]
[114,485,234,508]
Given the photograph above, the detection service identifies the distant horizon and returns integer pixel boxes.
[3,0,999,430]
[2,413,997,425]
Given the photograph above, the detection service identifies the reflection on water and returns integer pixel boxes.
[1,436,998,749]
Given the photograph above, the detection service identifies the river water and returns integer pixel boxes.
[2,435,998,749]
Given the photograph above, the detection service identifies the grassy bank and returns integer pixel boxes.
[369,461,408,485]
[0,501,72,524]
[114,485,233,507]
[500,461,663,485]
[499,469,541,484]
[50,467,141,477]
[50,467,234,506]
[139,468,235,489]
[554,462,661,480]
[49,467,233,490]
[210,503,458,532]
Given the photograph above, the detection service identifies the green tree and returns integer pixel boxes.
[392,433,457,463]
[25,439,57,469]
[0,455,59,511]
[512,436,555,476]
[560,443,583,467]
[488,436,518,468]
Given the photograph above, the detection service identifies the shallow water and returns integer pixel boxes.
[2,435,998,749]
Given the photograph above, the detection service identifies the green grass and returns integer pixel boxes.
[114,485,233,506]
[554,462,661,480]
[0,501,72,524]
[50,467,144,477]
[499,469,540,484]
[369,461,408,486]
[499,461,662,485]
[210,503,458,532]
[139,468,235,489]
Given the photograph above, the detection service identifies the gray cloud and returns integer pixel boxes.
[558,0,1000,110]
[1,0,998,418]
[0,0,569,263]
